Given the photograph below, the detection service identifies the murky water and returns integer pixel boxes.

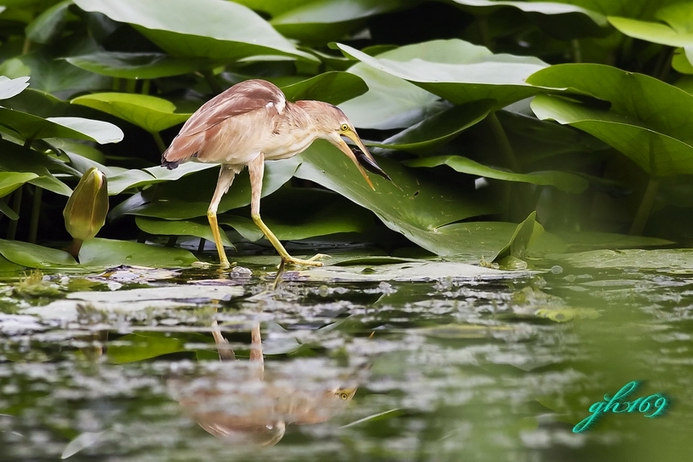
[1,262,692,462]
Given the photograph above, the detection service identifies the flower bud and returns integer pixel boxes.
[63,167,109,242]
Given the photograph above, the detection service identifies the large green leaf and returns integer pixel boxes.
[449,0,607,39]
[0,75,29,100]
[528,63,693,177]
[78,238,198,267]
[67,152,217,196]
[25,0,71,44]
[0,107,123,144]
[340,61,448,130]
[608,3,693,47]
[337,40,549,107]
[71,93,190,134]
[0,239,77,268]
[0,139,75,196]
[294,141,503,258]
[281,72,367,105]
[608,3,693,70]
[66,52,219,79]
[232,0,314,17]
[1,38,110,96]
[0,172,39,197]
[106,164,216,196]
[271,0,402,43]
[72,0,317,63]
[298,141,490,230]
[562,0,682,19]
[219,188,374,241]
[405,154,589,193]
[372,100,494,153]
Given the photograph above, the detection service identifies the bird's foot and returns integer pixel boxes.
[281,253,327,267]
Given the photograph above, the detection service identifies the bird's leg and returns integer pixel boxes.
[207,165,237,268]
[247,154,323,267]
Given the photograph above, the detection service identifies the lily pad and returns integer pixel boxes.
[297,260,529,283]
[405,154,589,193]
[554,230,673,251]
[528,63,693,177]
[554,248,693,271]
[66,52,218,79]
[0,239,77,268]
[337,39,548,107]
[71,93,191,134]
[72,0,317,63]
[22,285,244,322]
[297,141,490,231]
[296,143,556,259]
[78,238,198,267]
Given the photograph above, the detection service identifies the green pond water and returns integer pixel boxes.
[0,257,692,462]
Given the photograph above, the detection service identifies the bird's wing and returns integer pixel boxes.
[162,80,286,165]
[179,80,286,138]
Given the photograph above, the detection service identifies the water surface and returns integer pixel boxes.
[0,262,691,462]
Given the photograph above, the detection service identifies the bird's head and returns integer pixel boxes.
[298,101,391,189]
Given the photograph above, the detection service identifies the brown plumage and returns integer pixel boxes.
[162,79,389,268]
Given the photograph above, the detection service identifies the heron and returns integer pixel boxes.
[162,79,390,268]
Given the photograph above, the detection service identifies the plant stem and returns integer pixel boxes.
[571,39,582,63]
[629,177,659,236]
[7,187,23,240]
[28,186,42,244]
[486,112,520,172]
[151,131,167,153]
[141,79,151,95]
[653,48,674,82]
[202,69,223,94]
[125,79,136,94]
[476,17,492,50]
[22,36,32,55]
[66,239,83,259]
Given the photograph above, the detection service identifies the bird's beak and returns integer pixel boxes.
[336,130,391,190]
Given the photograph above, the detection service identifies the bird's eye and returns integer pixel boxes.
[340,123,349,132]
[339,392,349,400]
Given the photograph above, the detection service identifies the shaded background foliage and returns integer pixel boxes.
[1,0,692,268]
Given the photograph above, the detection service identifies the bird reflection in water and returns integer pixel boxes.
[167,319,363,447]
